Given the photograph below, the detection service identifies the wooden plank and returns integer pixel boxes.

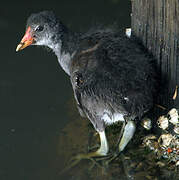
[131,0,179,108]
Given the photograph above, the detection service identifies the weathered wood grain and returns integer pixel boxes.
[131,0,179,107]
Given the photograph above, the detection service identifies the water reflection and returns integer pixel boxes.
[57,105,178,180]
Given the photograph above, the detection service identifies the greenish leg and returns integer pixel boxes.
[60,130,109,174]
[118,120,136,152]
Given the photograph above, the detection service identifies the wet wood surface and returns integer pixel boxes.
[131,0,179,108]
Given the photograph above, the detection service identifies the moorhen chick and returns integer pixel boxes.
[16,11,158,165]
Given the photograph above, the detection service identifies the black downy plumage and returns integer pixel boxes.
[16,11,158,158]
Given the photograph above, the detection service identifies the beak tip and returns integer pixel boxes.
[16,44,22,52]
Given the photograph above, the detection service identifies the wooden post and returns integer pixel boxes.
[131,0,179,108]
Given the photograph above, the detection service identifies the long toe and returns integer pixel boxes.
[60,151,108,174]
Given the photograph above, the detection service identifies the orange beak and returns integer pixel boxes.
[16,26,34,52]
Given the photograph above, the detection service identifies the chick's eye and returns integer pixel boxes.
[35,25,44,32]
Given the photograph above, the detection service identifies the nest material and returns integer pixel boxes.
[142,108,179,166]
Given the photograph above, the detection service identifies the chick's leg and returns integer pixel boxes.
[104,120,136,165]
[61,130,109,173]
[95,131,109,155]
[118,120,136,152]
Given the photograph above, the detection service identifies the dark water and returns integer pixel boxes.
[0,1,131,180]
